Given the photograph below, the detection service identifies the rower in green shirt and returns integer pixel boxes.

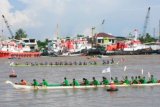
[101,77,109,85]
[42,79,48,86]
[92,77,100,85]
[82,78,90,86]
[33,79,39,86]
[72,78,80,86]
[114,77,119,84]
[149,75,157,83]
[141,77,147,84]
[124,76,130,84]
[63,77,70,86]
[132,76,138,84]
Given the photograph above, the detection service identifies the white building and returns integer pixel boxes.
[20,38,38,52]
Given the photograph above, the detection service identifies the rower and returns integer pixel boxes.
[33,79,39,86]
[107,60,109,64]
[93,61,97,65]
[79,61,82,65]
[49,62,53,65]
[102,60,106,65]
[62,77,70,86]
[74,61,77,65]
[101,77,109,85]
[83,62,87,65]
[132,76,138,84]
[91,77,100,86]
[124,76,130,84]
[20,79,27,85]
[114,77,119,84]
[82,78,90,86]
[141,77,147,84]
[42,79,48,86]
[138,76,143,83]
[148,75,157,83]
[64,62,68,65]
[111,58,114,64]
[109,81,117,90]
[72,78,80,86]
[59,61,62,65]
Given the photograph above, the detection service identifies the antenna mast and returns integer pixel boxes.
[159,20,160,42]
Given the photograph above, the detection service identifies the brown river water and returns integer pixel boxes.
[0,55,160,107]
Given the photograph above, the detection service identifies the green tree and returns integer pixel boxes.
[37,39,49,49]
[15,28,27,40]
[139,33,156,43]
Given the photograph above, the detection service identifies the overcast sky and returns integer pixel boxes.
[0,0,160,40]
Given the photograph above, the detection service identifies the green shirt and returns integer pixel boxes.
[64,79,69,86]
[151,77,157,83]
[114,79,119,84]
[42,80,48,86]
[93,80,100,85]
[141,79,147,84]
[124,79,130,84]
[33,81,39,86]
[84,79,90,85]
[73,80,80,86]
[102,79,109,85]
[132,79,138,84]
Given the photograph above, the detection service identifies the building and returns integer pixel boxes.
[19,38,38,52]
[95,33,116,46]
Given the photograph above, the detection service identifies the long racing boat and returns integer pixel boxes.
[5,80,160,90]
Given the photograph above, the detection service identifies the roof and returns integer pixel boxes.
[95,33,116,38]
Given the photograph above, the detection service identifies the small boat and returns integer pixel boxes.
[5,80,160,90]
[9,74,17,78]
[106,88,118,92]
[9,69,17,78]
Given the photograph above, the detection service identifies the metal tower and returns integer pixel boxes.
[2,15,14,38]
[142,7,151,37]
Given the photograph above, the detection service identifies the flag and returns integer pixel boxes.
[141,69,144,75]
[148,72,151,78]
[102,19,105,25]
[102,67,111,73]
[124,66,127,71]
[10,62,14,66]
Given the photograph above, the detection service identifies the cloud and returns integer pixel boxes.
[0,0,160,39]
[0,0,37,31]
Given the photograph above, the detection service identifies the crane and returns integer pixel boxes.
[142,7,151,37]
[2,15,14,38]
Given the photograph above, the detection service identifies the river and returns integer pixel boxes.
[0,55,160,107]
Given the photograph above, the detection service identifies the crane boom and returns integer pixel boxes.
[142,7,151,37]
[2,15,14,38]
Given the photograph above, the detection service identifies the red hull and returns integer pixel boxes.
[0,51,41,58]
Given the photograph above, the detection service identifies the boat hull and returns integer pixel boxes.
[5,81,160,90]
[9,75,17,78]
[0,50,40,58]
[106,88,118,91]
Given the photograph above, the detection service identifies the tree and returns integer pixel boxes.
[15,28,27,40]
[139,33,156,43]
[37,39,49,49]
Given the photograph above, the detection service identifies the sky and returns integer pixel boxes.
[0,0,160,40]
